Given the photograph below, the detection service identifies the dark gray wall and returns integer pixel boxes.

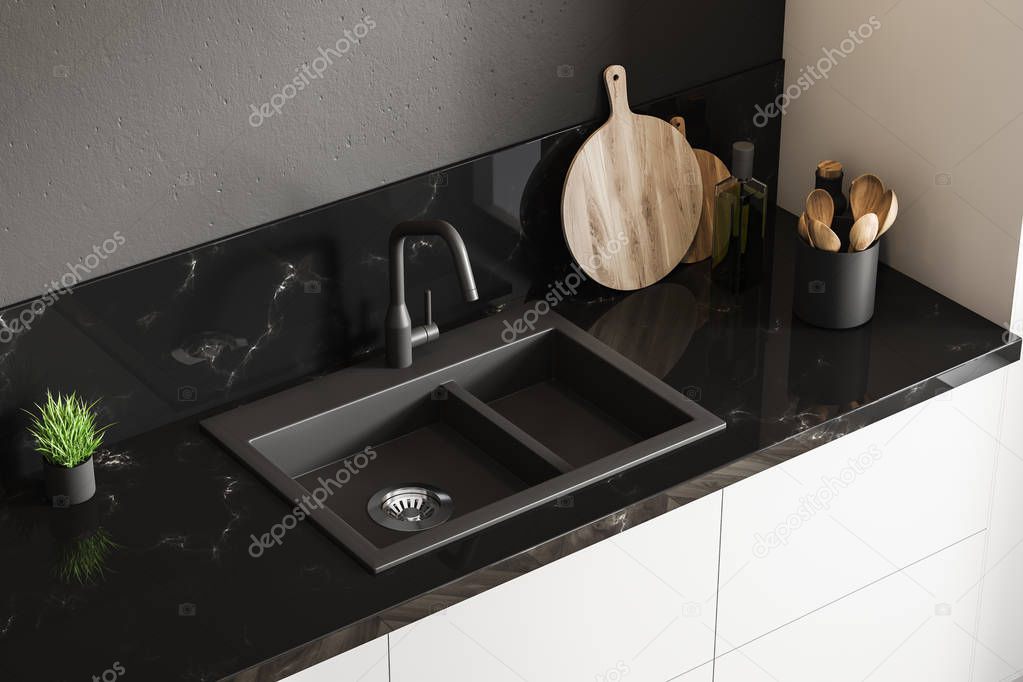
[0,1,784,307]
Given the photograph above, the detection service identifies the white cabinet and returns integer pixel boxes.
[714,531,987,682]
[974,360,1023,681]
[716,369,1002,651]
[281,635,388,682]
[672,661,713,682]
[389,491,723,682]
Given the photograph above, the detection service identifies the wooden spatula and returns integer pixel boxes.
[562,65,703,290]
[670,116,730,264]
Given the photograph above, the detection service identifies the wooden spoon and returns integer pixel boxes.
[810,218,841,252]
[797,212,814,247]
[805,188,835,227]
[874,190,898,241]
[850,174,884,220]
[848,213,879,252]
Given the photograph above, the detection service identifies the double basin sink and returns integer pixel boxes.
[203,307,724,572]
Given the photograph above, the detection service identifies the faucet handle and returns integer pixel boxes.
[424,289,433,327]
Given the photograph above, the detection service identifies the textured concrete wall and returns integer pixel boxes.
[0,1,783,307]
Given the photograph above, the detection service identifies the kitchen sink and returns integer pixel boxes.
[202,306,723,572]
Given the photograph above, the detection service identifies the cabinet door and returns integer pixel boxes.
[673,661,713,682]
[716,369,1001,651]
[281,636,388,682]
[714,532,986,681]
[390,491,723,682]
[974,360,1023,681]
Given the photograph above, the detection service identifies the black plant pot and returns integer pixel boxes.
[43,457,96,506]
[793,235,879,329]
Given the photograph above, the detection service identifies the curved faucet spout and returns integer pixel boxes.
[386,220,478,368]
[389,220,478,305]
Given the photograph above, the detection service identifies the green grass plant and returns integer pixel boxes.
[25,391,112,468]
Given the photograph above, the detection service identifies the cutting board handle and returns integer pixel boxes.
[603,65,631,118]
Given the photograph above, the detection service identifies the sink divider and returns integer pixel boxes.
[440,381,574,482]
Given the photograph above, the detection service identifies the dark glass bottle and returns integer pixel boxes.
[815,160,848,222]
[712,142,768,292]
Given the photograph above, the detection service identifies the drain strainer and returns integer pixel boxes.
[367,485,453,532]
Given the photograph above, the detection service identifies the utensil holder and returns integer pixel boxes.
[793,235,878,329]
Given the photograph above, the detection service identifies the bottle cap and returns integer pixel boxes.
[817,159,843,179]
[732,141,755,180]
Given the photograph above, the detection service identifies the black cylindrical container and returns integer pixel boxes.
[794,236,878,329]
[43,456,96,506]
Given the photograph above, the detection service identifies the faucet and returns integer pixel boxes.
[386,220,479,368]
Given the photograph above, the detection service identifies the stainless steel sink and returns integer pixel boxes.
[202,307,724,572]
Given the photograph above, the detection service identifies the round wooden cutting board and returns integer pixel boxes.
[669,116,732,264]
[561,65,703,291]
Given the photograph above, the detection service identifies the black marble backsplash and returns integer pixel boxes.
[0,61,783,490]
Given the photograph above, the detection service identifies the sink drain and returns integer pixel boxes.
[367,485,453,532]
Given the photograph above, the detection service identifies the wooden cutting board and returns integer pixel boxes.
[670,116,731,263]
[561,65,703,291]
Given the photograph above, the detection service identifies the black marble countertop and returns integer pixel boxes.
[0,209,1017,682]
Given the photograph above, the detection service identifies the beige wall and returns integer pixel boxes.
[777,0,1023,326]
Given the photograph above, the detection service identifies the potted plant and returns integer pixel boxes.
[26,391,112,506]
